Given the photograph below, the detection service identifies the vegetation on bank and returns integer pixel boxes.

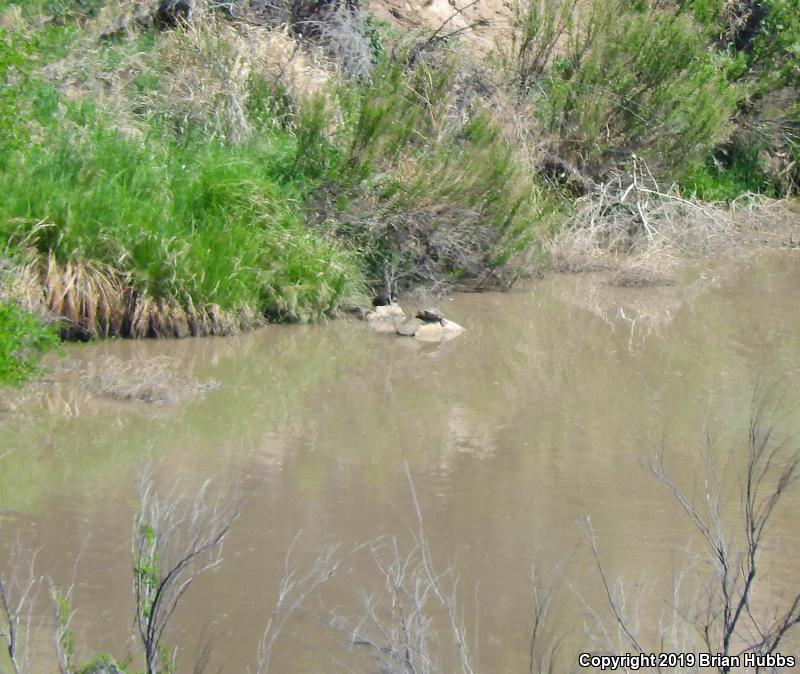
[0,299,58,385]
[0,0,797,381]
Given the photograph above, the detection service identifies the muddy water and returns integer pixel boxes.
[1,252,800,673]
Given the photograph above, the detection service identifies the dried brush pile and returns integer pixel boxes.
[549,158,795,279]
[155,12,340,141]
[54,5,337,142]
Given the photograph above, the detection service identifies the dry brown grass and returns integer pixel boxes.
[81,354,219,404]
[549,157,799,276]
[158,13,260,142]
[128,295,260,337]
[3,253,128,338]
[45,2,338,142]
[1,254,261,339]
[158,12,337,138]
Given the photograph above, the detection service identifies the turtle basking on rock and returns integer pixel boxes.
[416,307,445,325]
[365,300,465,341]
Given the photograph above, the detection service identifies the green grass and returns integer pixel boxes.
[2,0,793,349]
[0,300,59,385]
[681,145,779,201]
[0,7,79,165]
[514,0,741,176]
[0,104,365,322]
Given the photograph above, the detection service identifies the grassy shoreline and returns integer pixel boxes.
[0,0,797,384]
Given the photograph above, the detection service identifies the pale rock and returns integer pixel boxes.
[441,319,465,341]
[397,317,423,336]
[367,303,405,322]
[370,316,403,333]
[415,318,465,342]
[413,322,445,341]
[367,303,406,334]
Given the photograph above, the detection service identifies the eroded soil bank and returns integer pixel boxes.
[1,251,800,672]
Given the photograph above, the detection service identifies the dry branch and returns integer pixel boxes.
[0,541,39,674]
[133,471,241,674]
[581,391,800,673]
[549,156,794,275]
[326,463,475,674]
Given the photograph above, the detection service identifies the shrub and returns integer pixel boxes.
[510,0,741,179]
[681,144,779,200]
[680,0,800,195]
[0,300,59,385]
[305,57,558,290]
[684,0,800,85]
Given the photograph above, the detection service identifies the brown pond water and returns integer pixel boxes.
[1,251,800,673]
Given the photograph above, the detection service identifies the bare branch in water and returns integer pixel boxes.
[581,390,800,673]
[528,565,567,674]
[323,461,475,674]
[649,392,800,666]
[0,540,39,674]
[254,533,343,674]
[133,469,241,674]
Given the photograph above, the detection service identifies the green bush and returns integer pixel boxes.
[683,0,800,85]
[77,653,131,674]
[681,0,800,195]
[681,145,779,200]
[514,0,740,177]
[0,300,59,385]
[294,57,558,289]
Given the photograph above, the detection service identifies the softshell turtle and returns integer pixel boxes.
[416,307,445,325]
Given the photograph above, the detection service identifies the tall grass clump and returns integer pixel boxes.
[0,108,365,333]
[0,7,370,337]
[508,0,741,180]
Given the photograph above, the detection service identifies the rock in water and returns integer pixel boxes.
[441,319,465,340]
[397,317,423,336]
[414,322,445,341]
[373,303,405,319]
[415,318,465,342]
[366,303,406,333]
[370,316,402,333]
[364,302,463,341]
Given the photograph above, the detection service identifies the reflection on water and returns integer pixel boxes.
[1,252,799,672]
